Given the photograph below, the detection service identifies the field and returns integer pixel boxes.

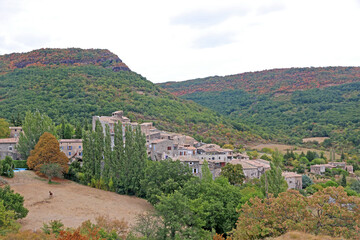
[251,143,340,160]
[302,137,329,144]
[7,171,153,231]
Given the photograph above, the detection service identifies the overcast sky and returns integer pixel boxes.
[1,0,360,83]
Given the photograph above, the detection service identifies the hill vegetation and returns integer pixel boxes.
[159,67,360,153]
[0,48,260,146]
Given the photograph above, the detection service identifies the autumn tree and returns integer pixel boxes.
[231,187,360,239]
[27,132,68,174]
[17,111,56,159]
[220,163,245,185]
[0,119,10,138]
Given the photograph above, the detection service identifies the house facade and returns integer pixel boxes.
[282,172,303,190]
[0,138,21,160]
[59,139,83,160]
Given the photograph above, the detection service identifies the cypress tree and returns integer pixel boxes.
[103,124,112,185]
[124,125,135,194]
[94,120,104,181]
[113,122,125,192]
[75,122,83,139]
[82,130,95,183]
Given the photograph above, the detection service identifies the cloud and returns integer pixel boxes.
[192,32,236,49]
[257,3,285,15]
[171,6,248,28]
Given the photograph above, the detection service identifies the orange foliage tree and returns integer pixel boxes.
[27,132,69,174]
[231,187,360,239]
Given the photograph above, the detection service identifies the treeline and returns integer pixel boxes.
[179,81,360,153]
[0,62,260,146]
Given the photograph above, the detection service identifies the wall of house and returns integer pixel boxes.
[0,143,21,160]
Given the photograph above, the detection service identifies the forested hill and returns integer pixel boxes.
[159,67,360,153]
[0,48,262,146]
[159,67,360,96]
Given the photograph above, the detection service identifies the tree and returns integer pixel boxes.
[0,119,10,138]
[16,111,56,160]
[155,191,208,240]
[0,185,28,219]
[40,163,63,183]
[232,187,360,239]
[140,159,193,204]
[220,163,245,185]
[75,122,83,139]
[0,200,20,235]
[201,160,213,182]
[260,162,288,197]
[27,132,69,174]
[302,175,313,189]
[2,156,14,178]
[341,173,347,187]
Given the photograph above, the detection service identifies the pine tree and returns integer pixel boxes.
[341,174,347,187]
[260,162,288,197]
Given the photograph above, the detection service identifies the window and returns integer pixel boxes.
[167,146,172,150]
[79,146,81,149]
[189,162,193,165]
[69,152,71,156]
[67,146,72,150]
[79,152,82,156]
[193,168,197,173]
[9,146,13,151]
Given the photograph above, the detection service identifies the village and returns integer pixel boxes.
[0,110,355,191]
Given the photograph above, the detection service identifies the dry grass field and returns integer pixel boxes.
[270,231,343,240]
[7,171,153,231]
[251,143,340,160]
[302,137,329,144]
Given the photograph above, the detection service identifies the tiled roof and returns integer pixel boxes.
[59,139,83,143]
[0,138,18,143]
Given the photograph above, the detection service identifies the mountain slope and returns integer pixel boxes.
[159,67,360,152]
[0,48,261,146]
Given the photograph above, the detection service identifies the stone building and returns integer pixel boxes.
[0,138,21,160]
[282,172,302,190]
[59,139,83,161]
[228,159,270,179]
[9,127,23,138]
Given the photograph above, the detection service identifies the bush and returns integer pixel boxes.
[40,163,63,183]
[0,185,28,219]
[12,160,28,169]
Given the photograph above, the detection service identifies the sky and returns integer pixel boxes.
[1,0,360,83]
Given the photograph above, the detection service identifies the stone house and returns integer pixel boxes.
[310,162,354,175]
[0,138,21,160]
[228,159,270,179]
[59,139,83,161]
[310,164,327,174]
[196,144,233,162]
[174,156,224,179]
[9,127,23,138]
[282,172,302,190]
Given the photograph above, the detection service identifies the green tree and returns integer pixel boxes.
[40,163,63,183]
[0,185,28,219]
[16,111,56,160]
[140,159,193,204]
[302,175,314,189]
[201,160,213,182]
[260,162,288,197]
[75,122,83,139]
[341,173,347,187]
[155,191,208,240]
[2,156,14,178]
[220,163,245,185]
[102,124,112,186]
[0,119,10,138]
[0,200,20,235]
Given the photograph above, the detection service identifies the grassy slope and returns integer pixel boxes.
[0,48,262,146]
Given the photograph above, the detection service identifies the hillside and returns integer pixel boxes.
[159,67,360,153]
[0,48,261,146]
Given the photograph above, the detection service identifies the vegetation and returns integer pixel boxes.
[0,119,10,138]
[0,48,261,147]
[0,185,28,219]
[160,67,360,153]
[17,111,56,160]
[1,156,14,178]
[40,163,64,183]
[220,163,245,185]
[27,132,69,174]
[231,187,360,239]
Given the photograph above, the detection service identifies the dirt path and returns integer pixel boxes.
[7,171,153,231]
